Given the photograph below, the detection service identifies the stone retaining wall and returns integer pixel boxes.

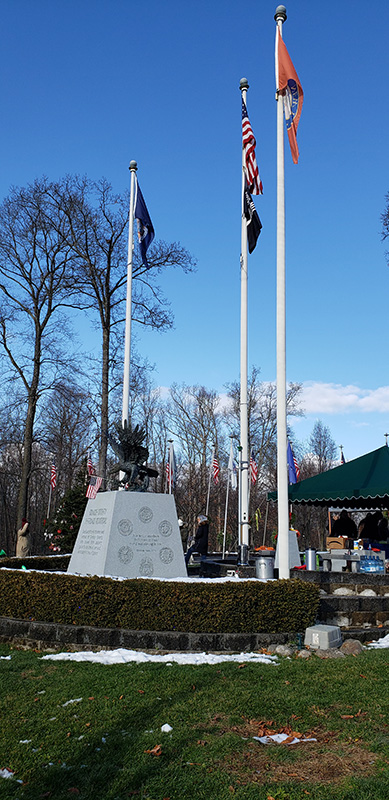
[291,568,389,628]
[0,616,388,653]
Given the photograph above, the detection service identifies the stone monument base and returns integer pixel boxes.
[275,529,301,571]
[67,491,186,579]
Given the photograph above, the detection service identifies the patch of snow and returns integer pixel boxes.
[367,633,389,648]
[253,733,317,745]
[42,649,278,666]
[0,768,14,779]
[62,698,82,706]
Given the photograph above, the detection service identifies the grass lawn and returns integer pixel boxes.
[0,643,388,799]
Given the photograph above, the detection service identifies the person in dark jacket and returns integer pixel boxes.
[185,515,209,565]
[331,510,357,539]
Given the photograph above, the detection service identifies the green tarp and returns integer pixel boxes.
[267,445,389,508]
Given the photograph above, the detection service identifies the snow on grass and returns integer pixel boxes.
[367,632,389,648]
[41,648,278,666]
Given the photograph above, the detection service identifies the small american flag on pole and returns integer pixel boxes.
[86,475,102,500]
[213,455,220,485]
[166,460,171,491]
[87,454,96,476]
[250,450,258,485]
[242,98,263,196]
[50,464,57,490]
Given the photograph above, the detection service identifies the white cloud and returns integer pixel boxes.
[300,382,389,415]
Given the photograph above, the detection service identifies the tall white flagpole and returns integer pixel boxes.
[206,446,214,517]
[122,160,138,427]
[239,77,250,565]
[168,440,173,495]
[275,5,290,579]
[222,477,230,559]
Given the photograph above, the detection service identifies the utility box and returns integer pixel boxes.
[304,624,342,650]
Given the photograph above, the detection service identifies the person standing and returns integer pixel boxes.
[185,515,209,566]
[331,510,357,539]
[16,518,31,558]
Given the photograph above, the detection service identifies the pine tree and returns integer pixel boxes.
[45,465,87,553]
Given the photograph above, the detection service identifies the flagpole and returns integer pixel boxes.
[122,160,137,427]
[275,5,290,579]
[47,484,52,521]
[237,444,242,551]
[239,77,250,566]
[222,477,230,559]
[168,439,173,495]
[206,446,214,517]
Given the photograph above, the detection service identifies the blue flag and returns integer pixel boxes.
[287,441,298,484]
[135,181,155,268]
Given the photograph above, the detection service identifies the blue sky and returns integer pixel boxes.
[1,0,388,461]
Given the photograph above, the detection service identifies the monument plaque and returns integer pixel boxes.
[67,491,186,579]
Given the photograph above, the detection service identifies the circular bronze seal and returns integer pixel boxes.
[138,507,153,524]
[159,547,174,564]
[118,519,133,536]
[159,520,172,537]
[118,546,134,564]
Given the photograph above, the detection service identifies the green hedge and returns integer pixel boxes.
[0,570,319,634]
[0,555,70,571]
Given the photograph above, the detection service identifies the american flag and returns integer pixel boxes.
[87,455,96,476]
[250,450,258,485]
[242,98,263,196]
[166,460,171,489]
[213,455,220,485]
[50,464,57,490]
[292,450,300,480]
[166,442,176,491]
[86,475,102,500]
[287,440,300,483]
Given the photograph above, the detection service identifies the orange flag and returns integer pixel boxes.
[277,28,303,164]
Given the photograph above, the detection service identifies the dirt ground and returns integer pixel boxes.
[202,714,384,786]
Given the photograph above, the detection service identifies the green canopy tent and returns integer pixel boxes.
[267,445,389,509]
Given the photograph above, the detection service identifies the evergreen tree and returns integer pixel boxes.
[45,465,87,553]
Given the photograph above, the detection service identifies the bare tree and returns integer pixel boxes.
[50,176,196,485]
[306,419,337,474]
[225,367,303,488]
[0,178,79,543]
[39,383,94,497]
[295,419,338,549]
[167,384,225,547]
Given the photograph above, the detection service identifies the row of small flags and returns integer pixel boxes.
[215,448,257,488]
[165,441,258,493]
[49,455,102,500]
[286,441,346,485]
[51,447,259,500]
[51,439,345,499]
